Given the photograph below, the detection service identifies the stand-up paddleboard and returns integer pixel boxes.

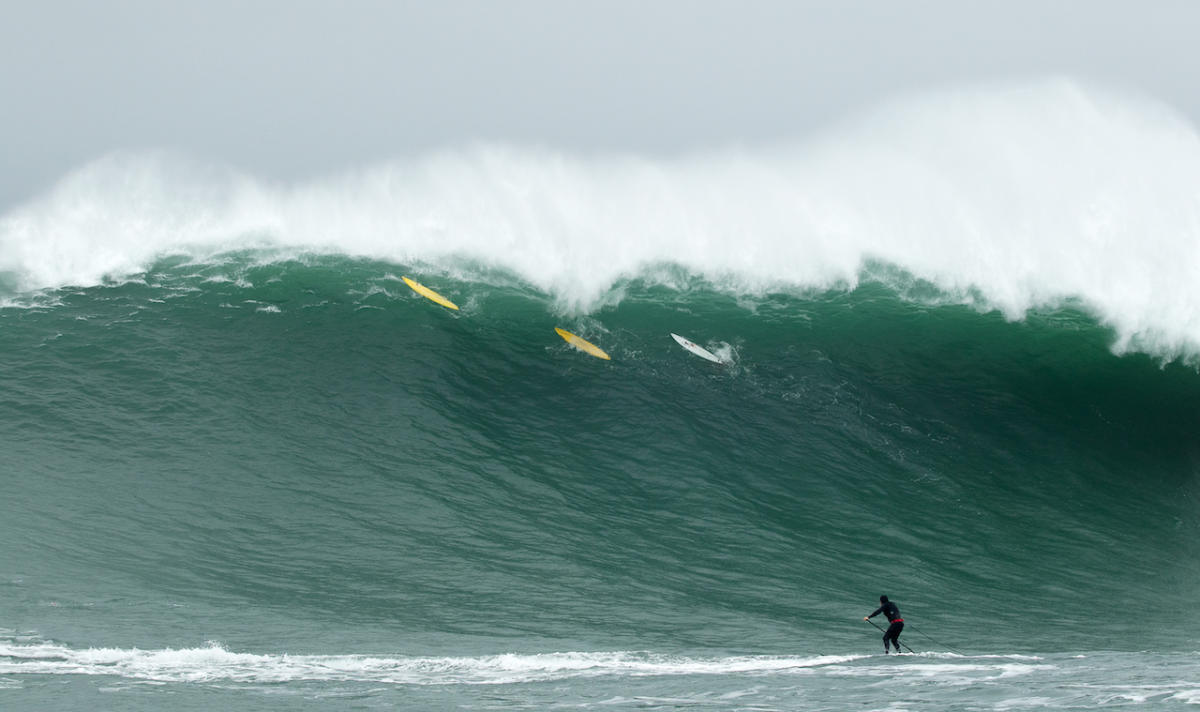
[670,333,723,363]
[402,276,459,310]
[555,328,611,360]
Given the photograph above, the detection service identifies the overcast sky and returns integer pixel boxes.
[3,0,1199,208]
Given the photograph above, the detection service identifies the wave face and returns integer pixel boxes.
[3,79,1200,709]
[3,255,1199,649]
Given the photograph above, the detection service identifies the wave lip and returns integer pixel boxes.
[4,78,1200,359]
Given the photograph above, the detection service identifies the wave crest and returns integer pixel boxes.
[3,78,1200,358]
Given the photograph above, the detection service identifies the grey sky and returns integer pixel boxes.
[3,0,1199,208]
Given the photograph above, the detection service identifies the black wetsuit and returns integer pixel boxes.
[867,601,904,653]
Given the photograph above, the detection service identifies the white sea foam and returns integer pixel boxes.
[0,642,856,684]
[3,78,1200,357]
[2,641,1197,706]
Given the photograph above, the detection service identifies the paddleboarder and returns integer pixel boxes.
[864,595,904,654]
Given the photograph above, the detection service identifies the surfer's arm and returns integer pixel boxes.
[865,607,883,619]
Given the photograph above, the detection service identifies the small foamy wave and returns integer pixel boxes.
[0,642,857,684]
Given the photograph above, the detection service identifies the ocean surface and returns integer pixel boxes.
[3,80,1200,710]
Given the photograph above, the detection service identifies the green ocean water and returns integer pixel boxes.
[2,254,1199,709]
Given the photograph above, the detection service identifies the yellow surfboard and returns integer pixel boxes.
[555,327,611,360]
[402,276,459,310]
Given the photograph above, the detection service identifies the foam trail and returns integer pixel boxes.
[3,78,1200,357]
[0,642,856,684]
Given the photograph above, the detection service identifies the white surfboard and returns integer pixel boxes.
[670,333,724,363]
